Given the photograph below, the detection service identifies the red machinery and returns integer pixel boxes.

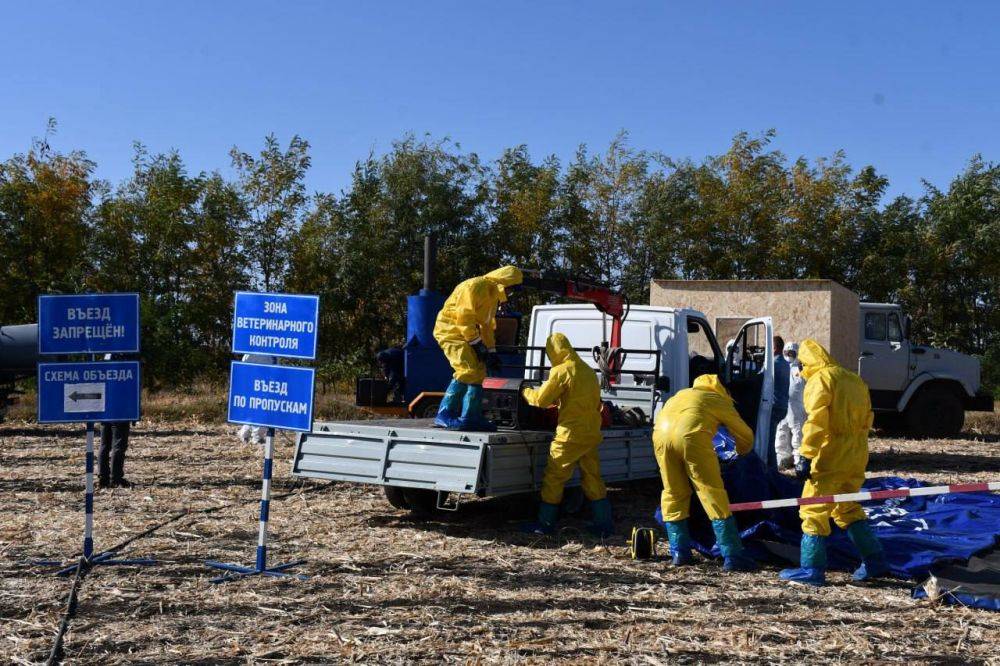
[518,272,629,385]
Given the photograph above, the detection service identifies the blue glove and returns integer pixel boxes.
[795,457,812,481]
[470,339,489,362]
[712,425,738,463]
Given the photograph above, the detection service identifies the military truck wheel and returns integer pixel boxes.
[905,386,965,438]
[873,412,905,434]
[384,485,410,510]
[402,488,438,515]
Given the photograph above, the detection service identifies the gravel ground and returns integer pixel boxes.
[1,417,998,664]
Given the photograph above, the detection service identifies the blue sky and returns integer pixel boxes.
[2,1,998,200]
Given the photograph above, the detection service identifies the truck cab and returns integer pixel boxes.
[526,305,774,456]
[859,303,992,436]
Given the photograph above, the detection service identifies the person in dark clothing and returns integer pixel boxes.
[98,352,134,488]
[767,335,790,472]
[376,347,406,404]
[98,420,131,488]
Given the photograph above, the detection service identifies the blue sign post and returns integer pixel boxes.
[207,292,319,583]
[35,293,153,576]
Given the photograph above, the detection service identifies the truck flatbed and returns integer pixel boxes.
[292,418,658,499]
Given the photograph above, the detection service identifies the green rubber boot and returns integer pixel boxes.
[712,516,758,571]
[847,521,890,581]
[433,380,468,429]
[587,498,614,537]
[663,520,693,565]
[779,534,827,586]
[522,502,559,534]
[456,384,496,432]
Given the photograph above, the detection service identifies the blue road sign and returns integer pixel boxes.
[38,361,141,423]
[39,293,140,355]
[232,292,319,361]
[228,362,315,432]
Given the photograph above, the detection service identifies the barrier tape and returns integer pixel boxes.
[729,481,1000,512]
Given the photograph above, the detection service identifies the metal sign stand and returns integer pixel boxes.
[37,422,156,576]
[34,297,153,575]
[205,427,306,583]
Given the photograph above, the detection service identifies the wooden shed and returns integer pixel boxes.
[649,279,860,368]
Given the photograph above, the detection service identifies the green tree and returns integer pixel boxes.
[286,136,492,379]
[783,158,888,285]
[231,134,311,292]
[560,131,661,300]
[0,123,97,323]
[487,146,561,269]
[91,147,247,384]
[671,131,789,280]
[912,157,1000,394]
[854,194,922,304]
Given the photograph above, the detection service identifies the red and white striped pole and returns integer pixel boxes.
[729,481,1000,513]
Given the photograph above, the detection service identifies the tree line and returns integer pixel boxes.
[1,123,997,395]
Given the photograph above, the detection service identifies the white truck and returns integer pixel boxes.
[859,303,993,437]
[292,305,774,513]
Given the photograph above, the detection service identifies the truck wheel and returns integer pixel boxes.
[905,386,965,438]
[873,412,905,434]
[402,488,438,515]
[414,399,441,419]
[384,485,410,510]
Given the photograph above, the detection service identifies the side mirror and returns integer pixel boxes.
[904,315,912,341]
[655,375,671,393]
[687,320,700,334]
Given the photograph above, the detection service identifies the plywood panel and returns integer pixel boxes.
[650,280,860,367]
[829,282,860,370]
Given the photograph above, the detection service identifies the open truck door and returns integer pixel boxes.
[723,317,774,462]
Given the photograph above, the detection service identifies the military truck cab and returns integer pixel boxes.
[859,303,993,436]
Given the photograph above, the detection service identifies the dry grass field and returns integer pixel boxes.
[1,408,998,664]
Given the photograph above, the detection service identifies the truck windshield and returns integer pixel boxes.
[686,317,721,386]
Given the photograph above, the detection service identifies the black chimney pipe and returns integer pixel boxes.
[423,234,437,293]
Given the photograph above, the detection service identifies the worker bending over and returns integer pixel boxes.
[521,332,612,537]
[433,266,523,430]
[653,374,757,571]
[779,339,888,587]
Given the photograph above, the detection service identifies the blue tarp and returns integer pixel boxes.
[653,427,1000,609]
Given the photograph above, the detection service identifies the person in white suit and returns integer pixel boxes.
[237,354,276,445]
[775,342,806,470]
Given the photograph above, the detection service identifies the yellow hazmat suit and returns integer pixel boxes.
[522,333,605,504]
[433,266,523,384]
[653,374,754,521]
[797,339,874,536]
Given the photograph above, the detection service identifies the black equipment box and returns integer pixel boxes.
[355,377,404,408]
[481,378,556,430]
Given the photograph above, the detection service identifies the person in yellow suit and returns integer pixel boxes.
[432,266,523,430]
[779,339,888,587]
[653,373,757,570]
[520,332,612,536]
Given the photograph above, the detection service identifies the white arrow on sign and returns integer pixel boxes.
[64,382,105,413]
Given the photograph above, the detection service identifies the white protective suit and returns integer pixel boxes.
[237,354,277,445]
[775,346,806,467]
